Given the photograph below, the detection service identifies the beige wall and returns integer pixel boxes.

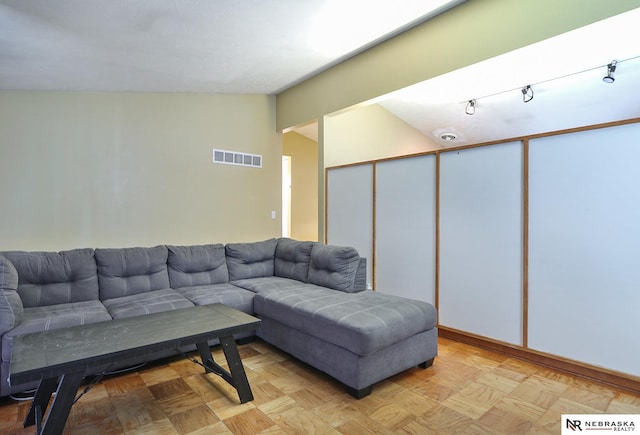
[0,91,281,251]
[324,104,438,168]
[276,0,636,131]
[283,132,318,241]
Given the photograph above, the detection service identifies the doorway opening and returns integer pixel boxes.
[282,155,291,237]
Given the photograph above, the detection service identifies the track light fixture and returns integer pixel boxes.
[465,99,476,115]
[603,60,617,83]
[454,57,633,116]
[521,85,534,103]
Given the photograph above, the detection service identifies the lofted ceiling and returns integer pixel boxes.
[1,2,638,148]
[377,7,640,147]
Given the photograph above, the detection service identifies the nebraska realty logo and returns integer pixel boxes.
[562,414,639,433]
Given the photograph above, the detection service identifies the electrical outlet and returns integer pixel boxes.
[271,211,276,219]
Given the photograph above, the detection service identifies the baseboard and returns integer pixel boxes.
[438,326,640,395]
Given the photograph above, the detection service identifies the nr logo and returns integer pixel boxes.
[566,419,582,431]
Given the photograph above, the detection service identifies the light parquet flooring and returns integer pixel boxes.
[1,338,639,434]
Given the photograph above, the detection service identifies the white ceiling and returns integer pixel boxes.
[1,2,638,147]
[377,8,640,146]
[0,0,459,94]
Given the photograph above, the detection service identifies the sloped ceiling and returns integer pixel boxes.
[293,8,640,146]
[377,8,640,147]
[1,2,638,147]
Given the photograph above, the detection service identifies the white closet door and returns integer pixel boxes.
[375,155,436,302]
[529,123,640,376]
[439,142,523,345]
[326,164,374,285]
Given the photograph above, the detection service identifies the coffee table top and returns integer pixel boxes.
[10,304,260,385]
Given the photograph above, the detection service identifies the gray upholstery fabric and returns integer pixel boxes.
[167,244,229,288]
[274,238,314,282]
[1,249,99,307]
[254,287,437,356]
[1,239,437,399]
[225,238,277,280]
[231,276,311,296]
[1,300,112,362]
[95,246,170,300]
[307,244,362,293]
[102,288,194,319]
[354,258,367,292]
[258,316,437,390]
[174,283,255,314]
[0,255,23,335]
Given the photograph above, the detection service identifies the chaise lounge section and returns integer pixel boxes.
[1,238,438,399]
[228,239,438,398]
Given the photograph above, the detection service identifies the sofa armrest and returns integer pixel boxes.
[0,255,23,335]
[308,244,365,293]
[354,258,367,292]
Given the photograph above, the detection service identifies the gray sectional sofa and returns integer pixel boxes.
[1,238,437,399]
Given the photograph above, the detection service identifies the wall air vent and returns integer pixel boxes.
[212,148,262,168]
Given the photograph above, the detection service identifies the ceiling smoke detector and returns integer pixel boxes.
[440,133,457,141]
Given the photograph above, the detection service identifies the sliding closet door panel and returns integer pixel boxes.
[376,155,436,302]
[439,142,523,345]
[326,164,373,285]
[529,123,640,376]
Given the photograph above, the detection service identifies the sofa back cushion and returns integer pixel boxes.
[226,238,277,281]
[307,244,364,293]
[95,246,170,300]
[274,238,314,282]
[1,249,99,307]
[0,255,23,335]
[167,244,229,288]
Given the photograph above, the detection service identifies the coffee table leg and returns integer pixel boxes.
[24,377,58,427]
[40,370,84,435]
[196,337,254,404]
[219,335,254,404]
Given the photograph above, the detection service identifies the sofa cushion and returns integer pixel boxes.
[307,244,362,293]
[1,249,99,307]
[0,255,23,336]
[167,244,229,288]
[231,276,308,296]
[254,287,437,356]
[95,246,170,300]
[274,238,314,282]
[174,283,255,314]
[1,300,112,362]
[225,239,277,280]
[102,288,194,319]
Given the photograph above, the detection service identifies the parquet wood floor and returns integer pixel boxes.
[1,337,639,434]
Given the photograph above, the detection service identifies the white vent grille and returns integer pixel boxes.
[212,148,262,168]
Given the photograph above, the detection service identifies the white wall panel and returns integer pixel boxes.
[375,155,436,302]
[439,142,523,345]
[529,123,640,376]
[326,164,374,285]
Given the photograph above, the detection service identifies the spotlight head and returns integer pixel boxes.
[603,60,617,83]
[521,85,533,103]
[465,99,476,115]
[521,85,534,103]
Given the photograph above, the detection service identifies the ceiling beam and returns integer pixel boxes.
[276,0,640,131]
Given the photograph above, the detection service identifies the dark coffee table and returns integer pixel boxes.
[10,303,261,435]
